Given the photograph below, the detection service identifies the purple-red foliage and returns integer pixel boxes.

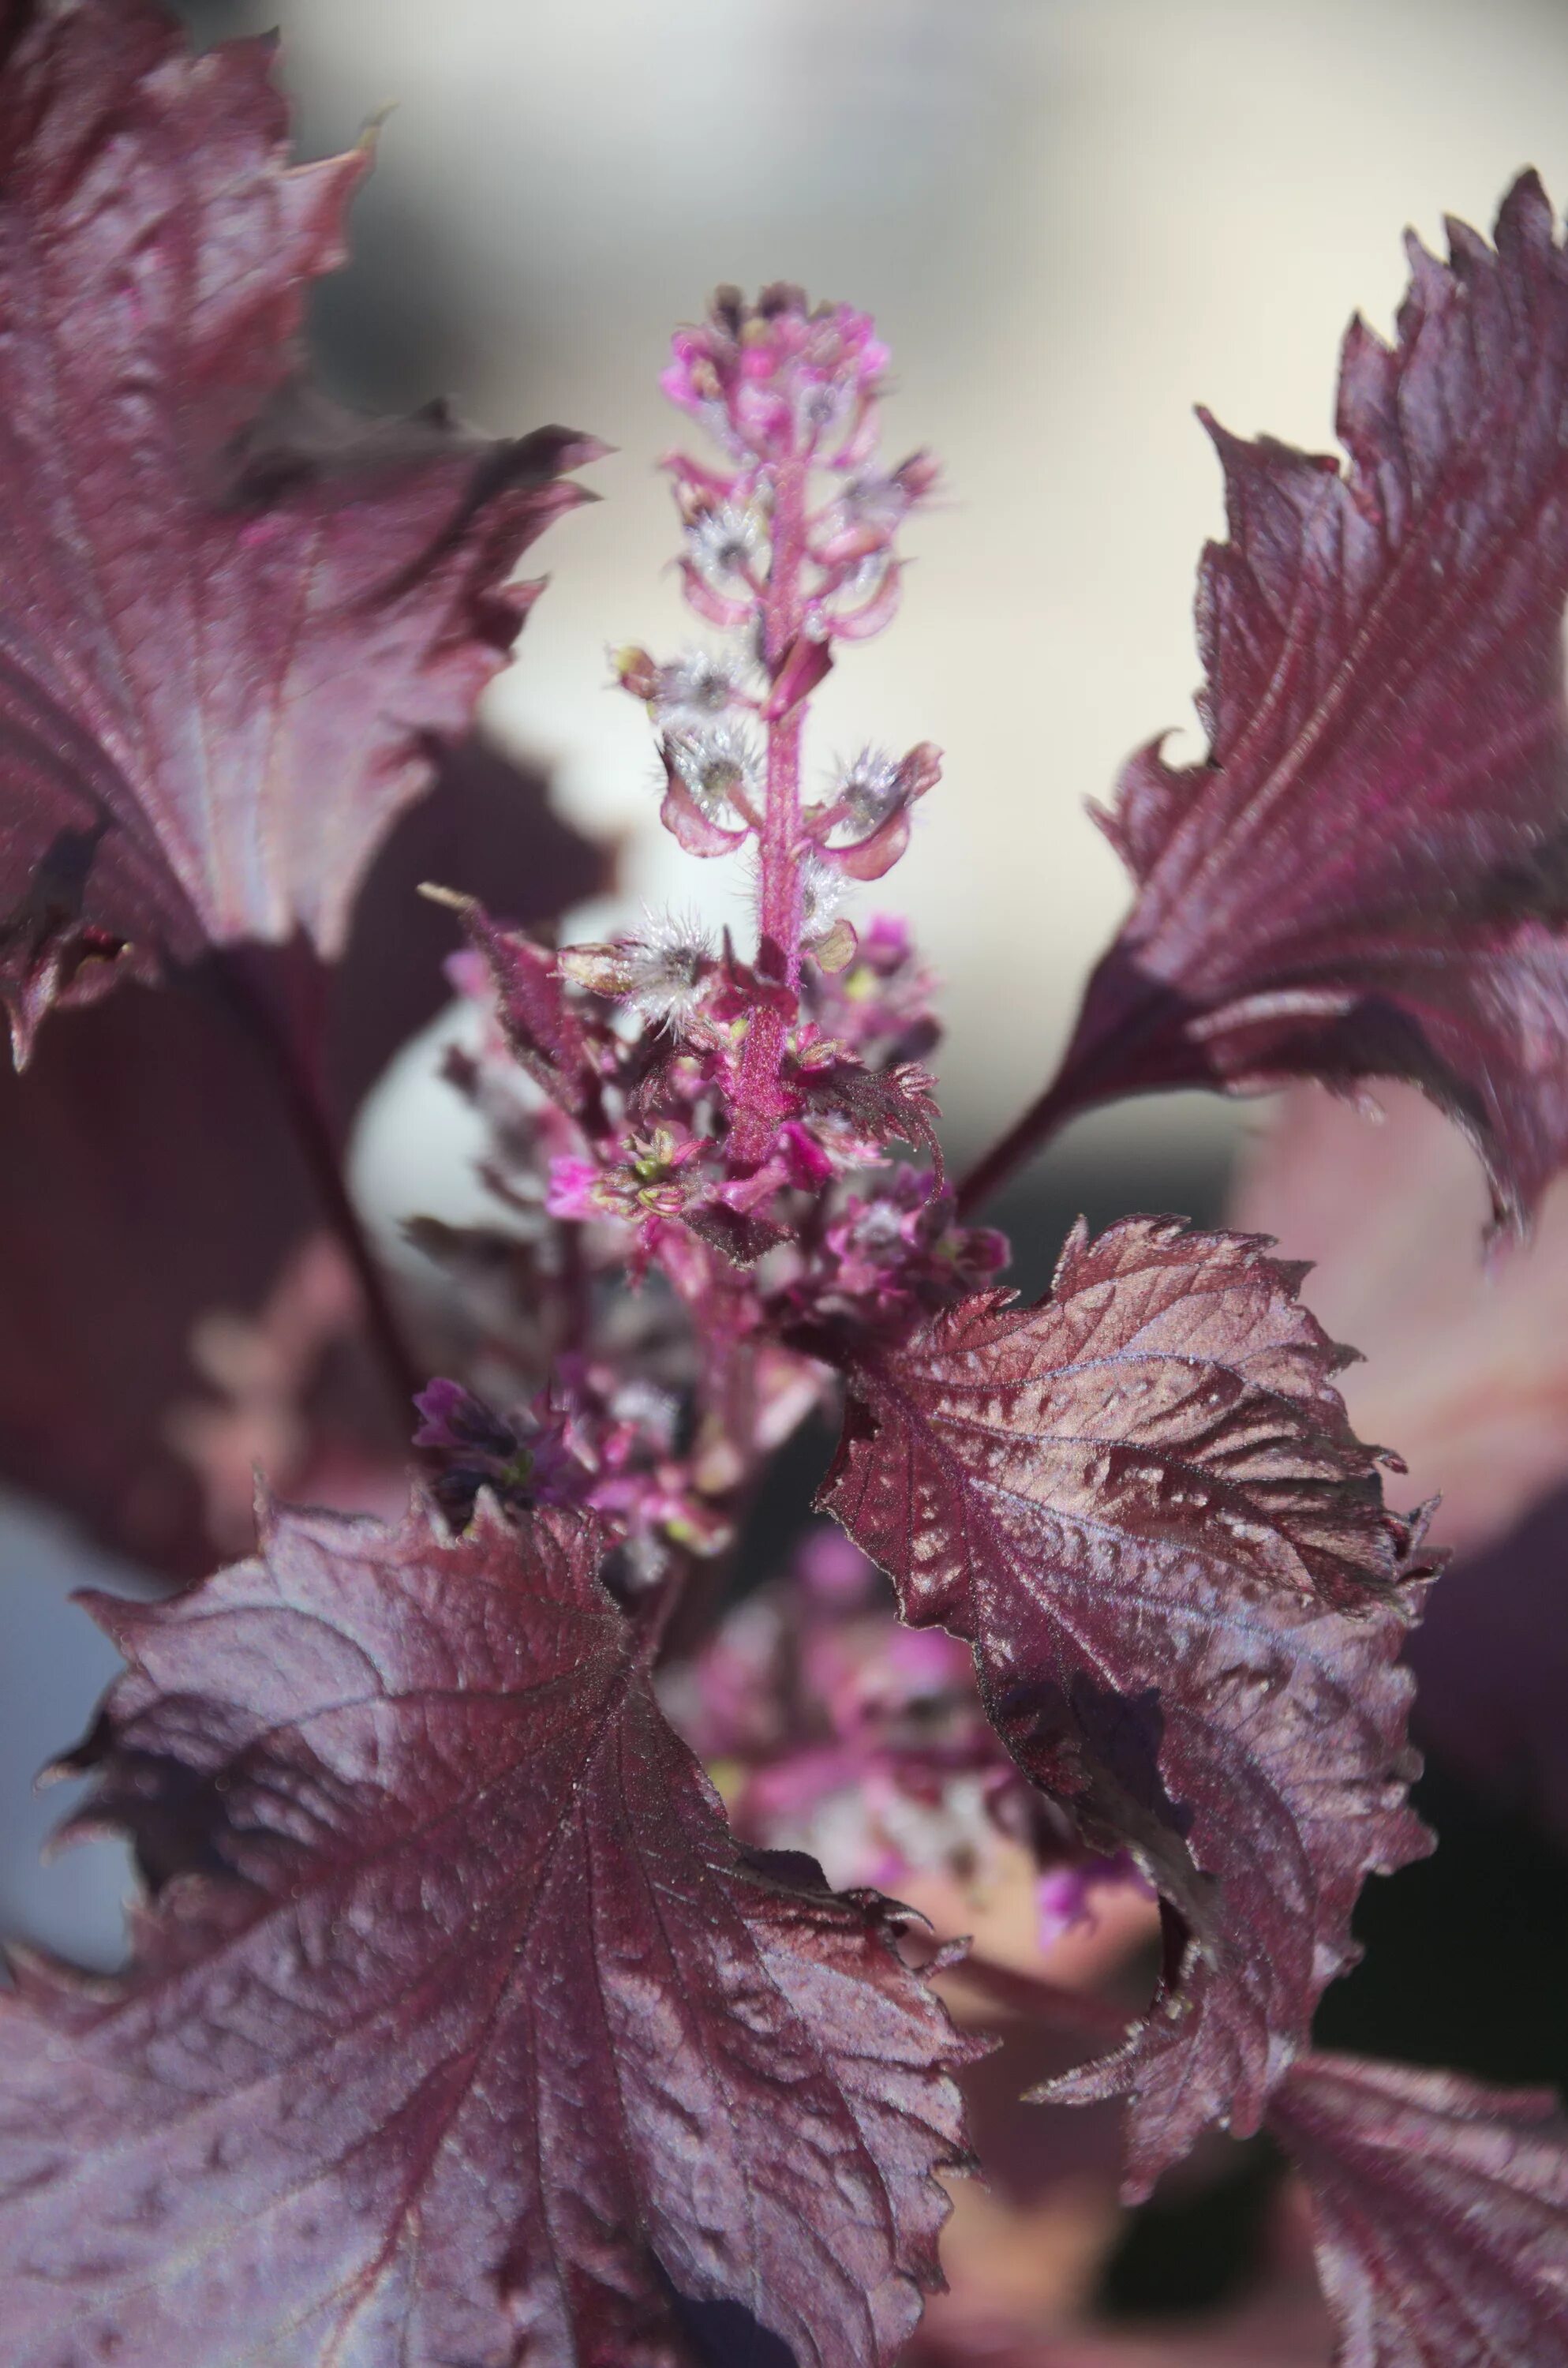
[0,1498,973,2366]
[0,0,597,1061]
[1270,2053,1568,2365]
[964,172,1568,1238]
[0,12,1563,2359]
[0,736,611,1579]
[822,1218,1435,2194]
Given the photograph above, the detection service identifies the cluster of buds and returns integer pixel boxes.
[451,903,978,1306]
[662,1527,1139,1950]
[414,1363,729,1581]
[784,1167,1009,1332]
[801,912,941,1066]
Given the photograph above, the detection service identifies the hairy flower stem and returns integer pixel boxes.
[730,453,810,1167]
[217,954,425,1422]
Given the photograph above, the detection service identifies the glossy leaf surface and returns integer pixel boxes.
[979,174,1568,1234]
[822,1218,1433,2192]
[0,1498,971,2365]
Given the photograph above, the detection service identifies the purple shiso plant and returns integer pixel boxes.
[0,6,1566,2365]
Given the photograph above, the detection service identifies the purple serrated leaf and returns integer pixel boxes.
[0,1496,975,2366]
[964,173,1568,1237]
[0,0,597,1058]
[821,1216,1436,2194]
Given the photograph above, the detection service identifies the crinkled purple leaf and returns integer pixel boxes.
[970,174,1568,1235]
[0,736,612,1578]
[455,895,608,1122]
[1269,2051,1568,2365]
[0,1496,974,2365]
[797,1058,945,1187]
[0,0,597,1058]
[686,1196,791,1267]
[820,1216,1434,2194]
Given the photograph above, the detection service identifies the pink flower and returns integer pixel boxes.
[544,1156,602,1220]
[661,289,891,466]
[664,1526,1132,1916]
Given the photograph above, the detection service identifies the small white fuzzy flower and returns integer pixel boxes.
[829,747,902,832]
[686,500,766,586]
[799,854,851,935]
[619,910,714,1026]
[653,649,745,725]
[796,375,854,445]
[669,721,761,822]
[834,471,910,536]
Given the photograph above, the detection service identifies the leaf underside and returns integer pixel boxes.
[1270,2051,1568,2366]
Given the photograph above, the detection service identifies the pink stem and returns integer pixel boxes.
[729,448,812,1166]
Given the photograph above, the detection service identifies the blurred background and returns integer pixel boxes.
[6,1,1568,2353]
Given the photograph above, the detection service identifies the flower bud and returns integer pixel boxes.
[612,645,661,700]
[890,448,941,503]
[762,631,833,721]
[557,942,637,997]
[811,916,859,972]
